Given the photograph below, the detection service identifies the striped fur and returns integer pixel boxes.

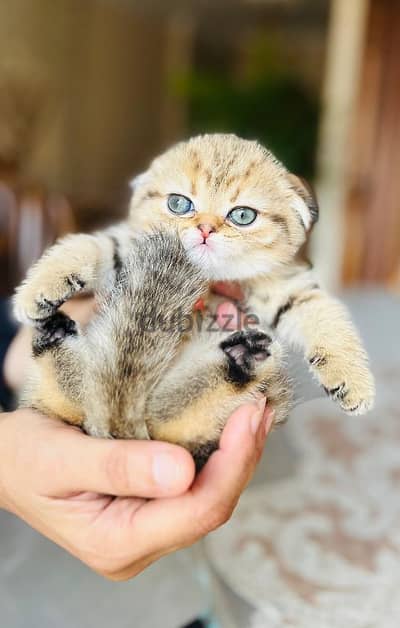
[18,230,290,465]
[15,134,374,462]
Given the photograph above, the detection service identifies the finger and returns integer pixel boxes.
[264,406,275,435]
[3,326,33,390]
[212,282,244,300]
[254,405,275,464]
[38,423,196,498]
[60,295,97,327]
[108,400,268,560]
[216,301,245,330]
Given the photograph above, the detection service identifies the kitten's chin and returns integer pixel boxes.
[185,243,273,281]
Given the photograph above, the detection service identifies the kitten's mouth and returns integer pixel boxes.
[182,230,226,277]
[187,239,218,264]
[192,239,217,256]
[185,235,216,256]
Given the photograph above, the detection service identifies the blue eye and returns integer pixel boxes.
[167,194,194,215]
[228,207,257,226]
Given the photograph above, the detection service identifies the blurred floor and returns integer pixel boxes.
[0,510,208,628]
[0,289,398,627]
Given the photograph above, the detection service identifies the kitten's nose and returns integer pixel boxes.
[197,223,216,240]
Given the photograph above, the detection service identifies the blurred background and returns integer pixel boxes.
[1,0,399,296]
[1,1,400,627]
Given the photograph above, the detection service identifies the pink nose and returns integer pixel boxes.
[197,223,216,239]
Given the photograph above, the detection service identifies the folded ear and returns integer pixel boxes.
[287,174,319,231]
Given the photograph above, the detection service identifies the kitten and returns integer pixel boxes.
[19,230,289,469]
[15,134,374,458]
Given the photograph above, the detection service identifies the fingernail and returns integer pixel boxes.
[152,452,183,489]
[264,409,275,436]
[250,398,266,434]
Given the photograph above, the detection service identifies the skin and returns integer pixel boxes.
[0,289,273,581]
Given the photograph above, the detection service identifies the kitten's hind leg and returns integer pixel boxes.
[146,329,290,470]
[23,318,86,427]
[220,330,272,386]
[32,311,78,356]
[219,329,290,426]
[28,318,148,440]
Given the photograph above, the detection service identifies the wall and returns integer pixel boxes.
[0,0,170,214]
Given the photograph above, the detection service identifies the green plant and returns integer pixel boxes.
[171,37,319,178]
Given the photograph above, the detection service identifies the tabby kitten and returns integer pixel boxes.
[15,134,374,460]
[17,229,289,469]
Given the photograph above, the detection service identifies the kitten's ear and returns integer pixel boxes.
[287,174,319,231]
[130,171,150,195]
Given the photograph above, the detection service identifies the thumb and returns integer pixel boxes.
[39,422,196,498]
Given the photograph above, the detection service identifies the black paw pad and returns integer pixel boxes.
[221,330,271,386]
[33,312,77,356]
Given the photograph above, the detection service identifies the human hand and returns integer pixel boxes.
[2,283,271,581]
[0,402,273,580]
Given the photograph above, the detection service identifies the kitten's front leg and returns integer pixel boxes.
[14,226,128,325]
[247,274,375,415]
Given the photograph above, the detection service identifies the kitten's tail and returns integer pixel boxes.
[83,229,206,433]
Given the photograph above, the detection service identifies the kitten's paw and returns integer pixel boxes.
[32,311,77,356]
[221,329,272,385]
[14,273,86,324]
[309,350,375,415]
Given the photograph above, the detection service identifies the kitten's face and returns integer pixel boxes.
[129,134,318,280]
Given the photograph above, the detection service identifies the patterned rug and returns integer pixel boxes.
[206,363,400,628]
